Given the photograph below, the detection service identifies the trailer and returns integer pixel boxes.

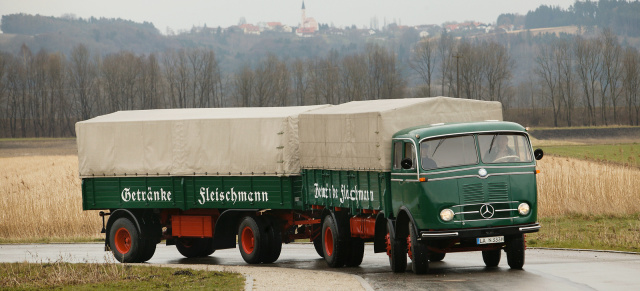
[77,97,542,273]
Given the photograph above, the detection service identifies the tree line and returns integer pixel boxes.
[1,27,639,138]
[524,0,640,37]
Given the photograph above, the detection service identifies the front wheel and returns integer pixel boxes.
[109,217,142,263]
[408,221,429,274]
[482,249,501,267]
[506,235,525,269]
[386,220,407,273]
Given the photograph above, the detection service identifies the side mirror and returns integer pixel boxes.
[401,158,413,169]
[534,149,544,160]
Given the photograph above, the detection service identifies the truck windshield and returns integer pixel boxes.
[420,135,477,170]
[478,133,532,164]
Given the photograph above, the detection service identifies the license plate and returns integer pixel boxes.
[476,236,505,245]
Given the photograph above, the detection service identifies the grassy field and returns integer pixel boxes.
[1,137,639,253]
[542,143,640,168]
[0,261,243,290]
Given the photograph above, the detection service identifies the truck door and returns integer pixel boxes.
[390,140,420,217]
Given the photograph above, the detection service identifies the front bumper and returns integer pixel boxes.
[419,223,540,240]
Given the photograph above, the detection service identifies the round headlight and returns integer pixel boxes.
[518,203,530,215]
[440,209,455,222]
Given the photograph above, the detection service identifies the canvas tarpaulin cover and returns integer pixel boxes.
[298,97,502,171]
[76,105,328,177]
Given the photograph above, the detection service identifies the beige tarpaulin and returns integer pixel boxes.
[298,97,502,171]
[76,105,328,177]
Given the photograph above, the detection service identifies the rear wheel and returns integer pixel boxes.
[313,236,324,258]
[238,216,267,264]
[109,217,142,263]
[386,220,407,273]
[260,216,282,264]
[506,235,525,269]
[322,215,347,268]
[176,237,214,258]
[408,221,429,274]
[345,237,365,267]
[482,249,501,267]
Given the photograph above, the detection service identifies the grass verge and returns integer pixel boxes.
[527,214,640,252]
[0,262,243,290]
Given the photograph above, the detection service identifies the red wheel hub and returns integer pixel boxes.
[385,233,391,257]
[241,226,255,254]
[407,235,413,260]
[324,227,334,257]
[114,227,131,254]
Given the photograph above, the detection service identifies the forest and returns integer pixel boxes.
[0,1,639,137]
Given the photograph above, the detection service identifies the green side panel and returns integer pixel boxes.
[82,176,302,211]
[302,169,390,213]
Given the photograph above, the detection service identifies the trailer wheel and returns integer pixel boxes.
[238,216,267,264]
[260,216,282,264]
[345,237,365,267]
[322,215,346,268]
[176,238,214,258]
[313,237,324,258]
[506,234,525,269]
[386,220,407,273]
[137,239,158,262]
[408,221,429,274]
[482,249,501,267]
[109,217,142,263]
[430,252,445,262]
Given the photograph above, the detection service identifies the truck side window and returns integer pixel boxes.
[393,141,403,169]
[404,142,416,170]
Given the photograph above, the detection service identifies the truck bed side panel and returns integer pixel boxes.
[82,176,302,211]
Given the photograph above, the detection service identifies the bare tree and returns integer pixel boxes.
[599,28,623,125]
[554,39,576,126]
[409,37,436,97]
[483,41,514,106]
[622,47,640,125]
[574,35,602,126]
[535,42,562,127]
[291,58,309,105]
[233,63,254,107]
[340,53,367,102]
[69,44,98,121]
[437,31,455,96]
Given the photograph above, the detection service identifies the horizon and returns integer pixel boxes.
[1,0,577,34]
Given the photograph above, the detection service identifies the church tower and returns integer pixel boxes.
[301,1,306,28]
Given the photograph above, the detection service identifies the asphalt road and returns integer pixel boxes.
[1,243,639,290]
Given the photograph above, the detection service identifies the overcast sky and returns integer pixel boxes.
[1,0,577,33]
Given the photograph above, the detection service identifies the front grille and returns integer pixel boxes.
[452,201,519,222]
[488,182,509,202]
[462,183,484,204]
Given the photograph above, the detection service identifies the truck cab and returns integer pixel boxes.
[388,121,541,273]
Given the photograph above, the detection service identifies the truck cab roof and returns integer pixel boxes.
[393,121,527,141]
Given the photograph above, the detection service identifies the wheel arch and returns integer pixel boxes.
[373,211,388,253]
[213,209,258,250]
[396,206,419,240]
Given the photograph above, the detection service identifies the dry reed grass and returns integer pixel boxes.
[537,156,640,217]
[1,154,639,240]
[0,155,100,241]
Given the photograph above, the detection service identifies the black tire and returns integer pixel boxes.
[176,237,214,258]
[322,215,347,268]
[429,252,446,262]
[506,235,525,269]
[386,219,407,273]
[238,216,267,264]
[109,217,142,263]
[313,236,324,258]
[137,238,157,262]
[482,249,501,267]
[345,237,365,267]
[409,221,429,274]
[260,216,282,264]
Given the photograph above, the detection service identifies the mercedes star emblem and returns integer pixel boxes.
[478,168,488,177]
[479,204,495,218]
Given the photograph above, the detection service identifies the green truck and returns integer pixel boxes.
[77,97,542,274]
